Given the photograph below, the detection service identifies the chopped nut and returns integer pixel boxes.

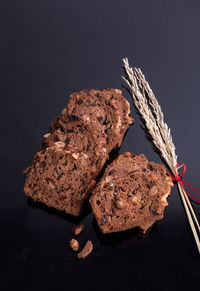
[90,179,96,187]
[55,141,65,148]
[69,239,79,251]
[149,186,158,196]
[127,116,134,124]
[72,224,84,236]
[161,193,170,202]
[51,146,62,151]
[166,176,173,186]
[62,108,67,115]
[105,176,112,183]
[114,89,122,94]
[43,133,50,138]
[77,240,93,259]
[131,196,140,203]
[72,153,79,160]
[82,115,90,121]
[115,199,124,209]
[82,153,88,159]
[115,117,122,129]
[125,99,131,112]
[56,128,62,134]
[102,147,107,153]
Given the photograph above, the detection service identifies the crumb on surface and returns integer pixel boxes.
[69,238,79,251]
[72,224,84,236]
[77,240,93,259]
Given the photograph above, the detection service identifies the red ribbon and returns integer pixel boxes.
[167,162,200,203]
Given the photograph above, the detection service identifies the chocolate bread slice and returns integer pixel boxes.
[24,89,134,216]
[90,152,173,233]
[66,89,125,153]
[42,115,108,171]
[96,89,134,147]
[24,146,97,216]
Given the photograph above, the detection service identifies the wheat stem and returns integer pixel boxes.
[182,187,200,232]
[122,57,200,253]
[177,183,200,253]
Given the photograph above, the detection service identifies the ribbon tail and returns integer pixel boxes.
[179,180,200,203]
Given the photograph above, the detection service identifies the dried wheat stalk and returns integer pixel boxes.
[122,57,200,253]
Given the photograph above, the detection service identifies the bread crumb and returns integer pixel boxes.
[72,224,84,236]
[69,239,79,251]
[77,240,93,259]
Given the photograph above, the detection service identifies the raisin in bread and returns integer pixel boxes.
[90,152,173,233]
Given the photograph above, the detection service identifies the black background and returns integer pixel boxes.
[1,0,200,290]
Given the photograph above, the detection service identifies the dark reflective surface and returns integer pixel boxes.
[1,0,200,290]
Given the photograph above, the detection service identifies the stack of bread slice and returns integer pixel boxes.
[24,89,134,216]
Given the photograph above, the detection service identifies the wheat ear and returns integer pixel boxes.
[122,57,200,253]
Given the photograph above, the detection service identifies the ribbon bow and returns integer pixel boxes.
[167,162,200,203]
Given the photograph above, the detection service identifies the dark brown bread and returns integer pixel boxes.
[24,89,134,216]
[42,115,108,172]
[97,89,134,147]
[66,89,132,153]
[90,152,173,233]
[24,147,97,216]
